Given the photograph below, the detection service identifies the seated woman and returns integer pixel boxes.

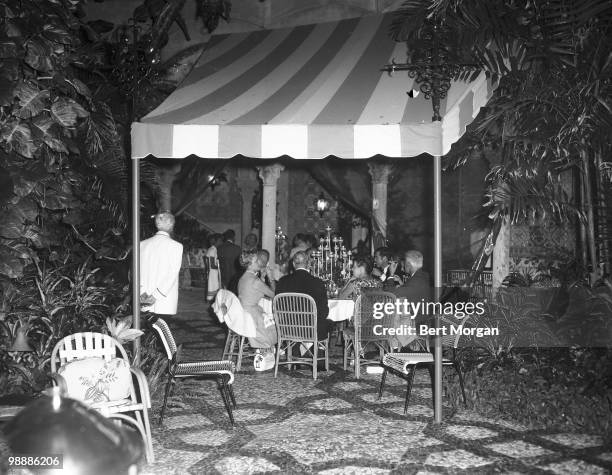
[338,256,382,300]
[237,249,277,350]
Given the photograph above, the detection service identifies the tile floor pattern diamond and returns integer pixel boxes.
[132,291,612,474]
[213,456,281,474]
[539,459,610,475]
[539,433,604,449]
[444,424,499,440]
[318,466,391,474]
[424,449,496,470]
[486,440,556,458]
[243,413,442,465]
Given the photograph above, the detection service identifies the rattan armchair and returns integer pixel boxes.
[50,332,154,463]
[272,293,329,380]
[343,290,396,379]
[151,318,237,425]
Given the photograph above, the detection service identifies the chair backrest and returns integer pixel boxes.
[355,290,397,341]
[427,314,473,350]
[151,318,178,361]
[50,332,128,372]
[272,293,317,341]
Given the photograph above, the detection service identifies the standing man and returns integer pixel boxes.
[140,212,183,316]
[218,229,241,291]
[276,251,331,341]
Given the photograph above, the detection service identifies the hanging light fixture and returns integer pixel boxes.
[314,193,330,218]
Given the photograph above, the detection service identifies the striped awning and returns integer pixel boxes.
[131,14,492,160]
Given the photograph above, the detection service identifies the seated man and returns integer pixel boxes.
[372,246,401,290]
[276,251,331,341]
[392,250,432,349]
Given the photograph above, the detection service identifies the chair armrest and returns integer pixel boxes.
[130,366,152,409]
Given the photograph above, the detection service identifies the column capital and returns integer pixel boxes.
[257,163,285,185]
[236,168,259,196]
[368,163,393,185]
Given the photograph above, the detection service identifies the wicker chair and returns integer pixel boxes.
[151,318,237,425]
[343,290,396,379]
[50,332,154,463]
[272,293,329,380]
[222,329,257,371]
[378,315,469,413]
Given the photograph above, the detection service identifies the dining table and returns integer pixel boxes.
[259,297,355,322]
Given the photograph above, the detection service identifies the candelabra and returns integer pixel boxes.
[309,226,352,295]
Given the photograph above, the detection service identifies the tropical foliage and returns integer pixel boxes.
[392,0,612,282]
[0,0,232,394]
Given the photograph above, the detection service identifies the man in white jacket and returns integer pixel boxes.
[140,213,183,315]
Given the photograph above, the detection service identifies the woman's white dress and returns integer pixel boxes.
[206,245,220,300]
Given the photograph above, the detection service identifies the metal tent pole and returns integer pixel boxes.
[132,157,141,365]
[433,154,443,423]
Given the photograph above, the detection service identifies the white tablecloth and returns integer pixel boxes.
[259,298,354,322]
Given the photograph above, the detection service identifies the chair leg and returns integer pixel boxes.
[159,375,173,424]
[325,340,329,371]
[236,336,245,371]
[404,367,416,415]
[313,343,318,380]
[218,376,235,425]
[222,332,233,361]
[287,341,293,371]
[228,383,237,408]
[274,340,281,378]
[355,342,361,379]
[343,338,350,370]
[454,362,467,406]
[378,368,388,399]
[136,405,155,463]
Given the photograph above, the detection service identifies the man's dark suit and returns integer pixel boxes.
[391,269,432,347]
[217,240,241,289]
[392,269,431,301]
[275,269,331,340]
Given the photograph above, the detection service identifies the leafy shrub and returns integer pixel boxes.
[445,350,612,439]
[0,257,128,395]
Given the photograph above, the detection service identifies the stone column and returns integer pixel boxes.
[276,170,289,236]
[493,218,510,289]
[257,163,284,268]
[236,168,259,245]
[368,163,393,249]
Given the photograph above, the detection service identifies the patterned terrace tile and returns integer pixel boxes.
[598,453,612,463]
[333,381,371,392]
[486,440,556,458]
[213,456,281,474]
[386,404,434,417]
[232,408,276,422]
[424,449,496,469]
[141,443,204,475]
[163,414,214,430]
[243,413,441,465]
[539,433,604,449]
[538,459,609,475]
[179,429,233,446]
[452,411,530,431]
[306,398,355,411]
[359,392,404,404]
[444,424,499,440]
[318,466,391,474]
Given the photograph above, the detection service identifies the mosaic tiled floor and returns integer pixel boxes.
[141,290,612,474]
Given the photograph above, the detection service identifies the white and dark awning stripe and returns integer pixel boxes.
[131,14,492,160]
